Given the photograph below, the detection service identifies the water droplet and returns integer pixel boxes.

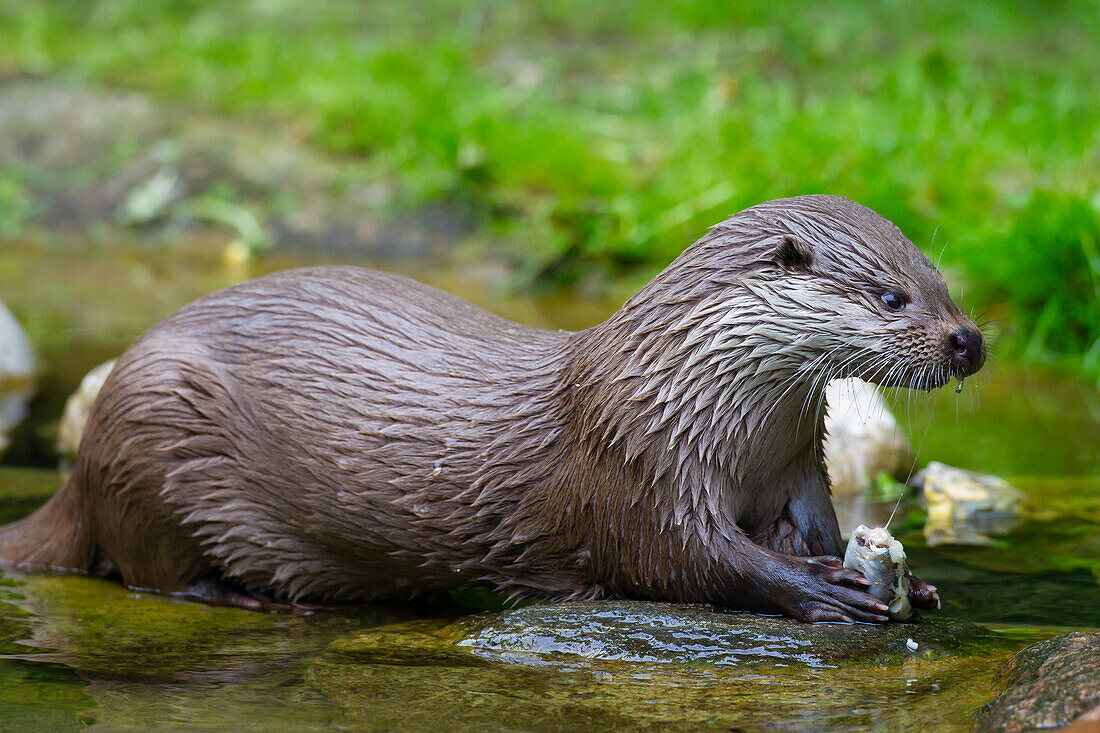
[954,378,964,394]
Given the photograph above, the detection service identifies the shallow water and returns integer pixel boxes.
[1,238,1098,729]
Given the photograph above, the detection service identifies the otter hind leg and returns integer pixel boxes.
[75,347,234,596]
[82,343,334,606]
[171,579,326,615]
[101,505,210,594]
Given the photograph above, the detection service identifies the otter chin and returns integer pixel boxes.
[0,195,983,623]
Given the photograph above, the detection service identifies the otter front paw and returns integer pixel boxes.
[908,574,940,610]
[780,556,892,624]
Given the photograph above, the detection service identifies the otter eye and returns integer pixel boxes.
[881,292,908,311]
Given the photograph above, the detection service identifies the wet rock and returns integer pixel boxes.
[0,572,401,682]
[979,632,1100,731]
[56,359,117,463]
[317,600,1015,729]
[915,462,1026,546]
[0,300,36,459]
[824,378,912,496]
[333,600,993,670]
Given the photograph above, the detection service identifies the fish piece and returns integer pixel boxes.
[843,524,913,621]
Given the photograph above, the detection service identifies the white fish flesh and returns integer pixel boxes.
[843,524,913,621]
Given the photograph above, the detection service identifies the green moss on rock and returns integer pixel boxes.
[979,631,1100,731]
[334,600,1002,670]
[319,601,1022,730]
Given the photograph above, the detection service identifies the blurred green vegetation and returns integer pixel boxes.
[0,0,1098,379]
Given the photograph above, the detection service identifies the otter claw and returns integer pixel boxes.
[804,605,853,624]
[802,601,888,625]
[174,579,324,615]
[783,556,891,624]
[908,574,941,610]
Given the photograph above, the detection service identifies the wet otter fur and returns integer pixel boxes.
[0,195,983,622]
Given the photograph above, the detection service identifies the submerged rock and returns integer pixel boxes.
[57,359,117,463]
[979,632,1100,731]
[0,571,399,682]
[824,378,912,496]
[915,462,1026,546]
[0,300,36,460]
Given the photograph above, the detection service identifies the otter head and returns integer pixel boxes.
[572,194,985,473]
[731,195,985,391]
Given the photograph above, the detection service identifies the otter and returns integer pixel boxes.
[0,195,983,622]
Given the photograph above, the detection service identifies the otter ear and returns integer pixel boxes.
[774,234,814,273]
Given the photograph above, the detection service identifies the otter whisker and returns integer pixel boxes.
[805,346,877,451]
[757,363,823,433]
[753,345,846,434]
[795,361,837,445]
[793,346,849,432]
[930,226,947,271]
[866,357,900,426]
[800,351,852,433]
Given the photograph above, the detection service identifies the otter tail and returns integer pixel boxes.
[0,472,93,574]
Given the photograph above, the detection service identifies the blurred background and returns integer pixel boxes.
[0,0,1098,470]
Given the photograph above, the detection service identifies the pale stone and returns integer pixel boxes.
[915,461,1025,546]
[57,359,117,461]
[824,378,913,496]
[0,299,36,458]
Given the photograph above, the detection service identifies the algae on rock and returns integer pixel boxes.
[320,601,1022,731]
[980,631,1100,731]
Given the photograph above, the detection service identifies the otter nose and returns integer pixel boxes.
[948,327,985,375]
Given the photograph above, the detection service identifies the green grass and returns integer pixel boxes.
[1,0,1099,379]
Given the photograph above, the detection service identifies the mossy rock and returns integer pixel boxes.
[979,631,1100,731]
[333,600,999,670]
[0,573,399,681]
[319,601,1021,730]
